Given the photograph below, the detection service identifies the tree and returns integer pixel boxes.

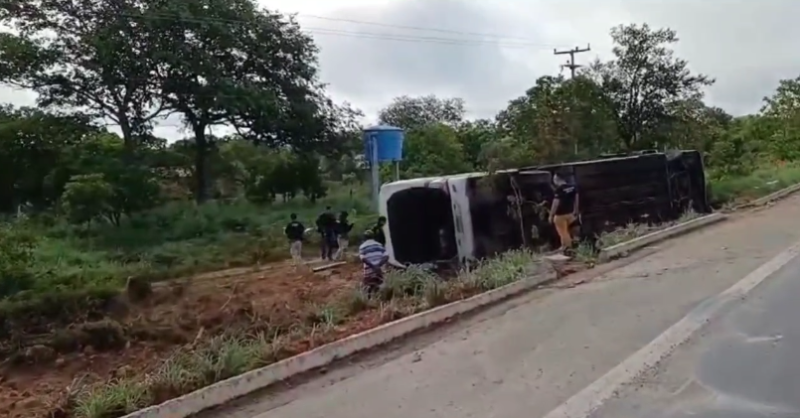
[294,157,327,202]
[760,76,800,161]
[707,116,760,176]
[0,0,165,147]
[217,137,264,193]
[763,76,800,118]
[400,123,471,177]
[62,132,162,223]
[61,173,115,225]
[587,24,714,150]
[496,75,617,164]
[478,136,533,172]
[0,105,98,212]
[496,75,563,163]
[655,99,731,153]
[144,0,329,202]
[544,76,620,159]
[378,95,466,131]
[457,119,497,168]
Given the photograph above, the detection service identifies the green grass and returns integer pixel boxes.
[0,185,376,304]
[708,162,800,206]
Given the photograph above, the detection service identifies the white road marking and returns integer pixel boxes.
[540,238,800,418]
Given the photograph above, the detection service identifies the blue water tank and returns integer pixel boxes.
[363,125,404,163]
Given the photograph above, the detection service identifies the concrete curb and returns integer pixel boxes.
[737,182,800,209]
[123,272,552,418]
[598,213,728,262]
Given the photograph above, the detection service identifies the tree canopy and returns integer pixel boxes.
[378,95,466,131]
[0,12,797,224]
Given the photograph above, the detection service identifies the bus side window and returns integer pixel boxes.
[452,203,464,234]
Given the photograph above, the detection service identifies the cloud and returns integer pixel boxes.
[616,0,800,115]
[302,0,566,122]
[293,0,800,118]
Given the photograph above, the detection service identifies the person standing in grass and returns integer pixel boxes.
[316,206,336,260]
[334,211,354,261]
[549,173,580,254]
[358,230,388,295]
[284,213,305,264]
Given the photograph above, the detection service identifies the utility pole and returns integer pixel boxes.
[554,44,591,155]
[554,44,591,78]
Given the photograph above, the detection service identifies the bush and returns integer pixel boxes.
[709,162,800,206]
[0,224,38,298]
[378,265,436,300]
[457,250,539,291]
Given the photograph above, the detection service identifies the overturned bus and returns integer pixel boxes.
[379,150,710,267]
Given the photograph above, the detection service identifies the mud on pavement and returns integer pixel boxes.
[198,194,800,418]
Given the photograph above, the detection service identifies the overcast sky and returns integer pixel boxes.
[3,0,799,139]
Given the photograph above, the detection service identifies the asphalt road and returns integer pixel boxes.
[591,244,800,418]
[203,195,800,418]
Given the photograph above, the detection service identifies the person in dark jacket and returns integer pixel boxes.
[334,211,354,261]
[316,206,337,260]
[284,213,305,264]
[369,216,387,246]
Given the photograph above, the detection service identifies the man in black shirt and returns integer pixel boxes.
[316,206,337,260]
[549,173,580,252]
[334,211,354,260]
[284,213,305,264]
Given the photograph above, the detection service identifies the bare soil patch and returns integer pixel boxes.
[0,259,370,418]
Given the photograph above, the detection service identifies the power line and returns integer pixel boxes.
[304,27,558,48]
[124,12,571,49]
[294,13,546,42]
[9,10,577,49]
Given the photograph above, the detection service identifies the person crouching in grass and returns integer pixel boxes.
[358,230,388,295]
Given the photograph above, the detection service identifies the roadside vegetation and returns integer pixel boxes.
[596,210,703,249]
[63,251,542,418]
[2,1,800,417]
[708,162,800,207]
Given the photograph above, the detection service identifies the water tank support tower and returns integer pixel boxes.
[363,125,405,210]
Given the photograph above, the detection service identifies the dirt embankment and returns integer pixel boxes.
[0,260,368,418]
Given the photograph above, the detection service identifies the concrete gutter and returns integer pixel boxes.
[598,213,728,262]
[123,271,554,418]
[737,182,800,209]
